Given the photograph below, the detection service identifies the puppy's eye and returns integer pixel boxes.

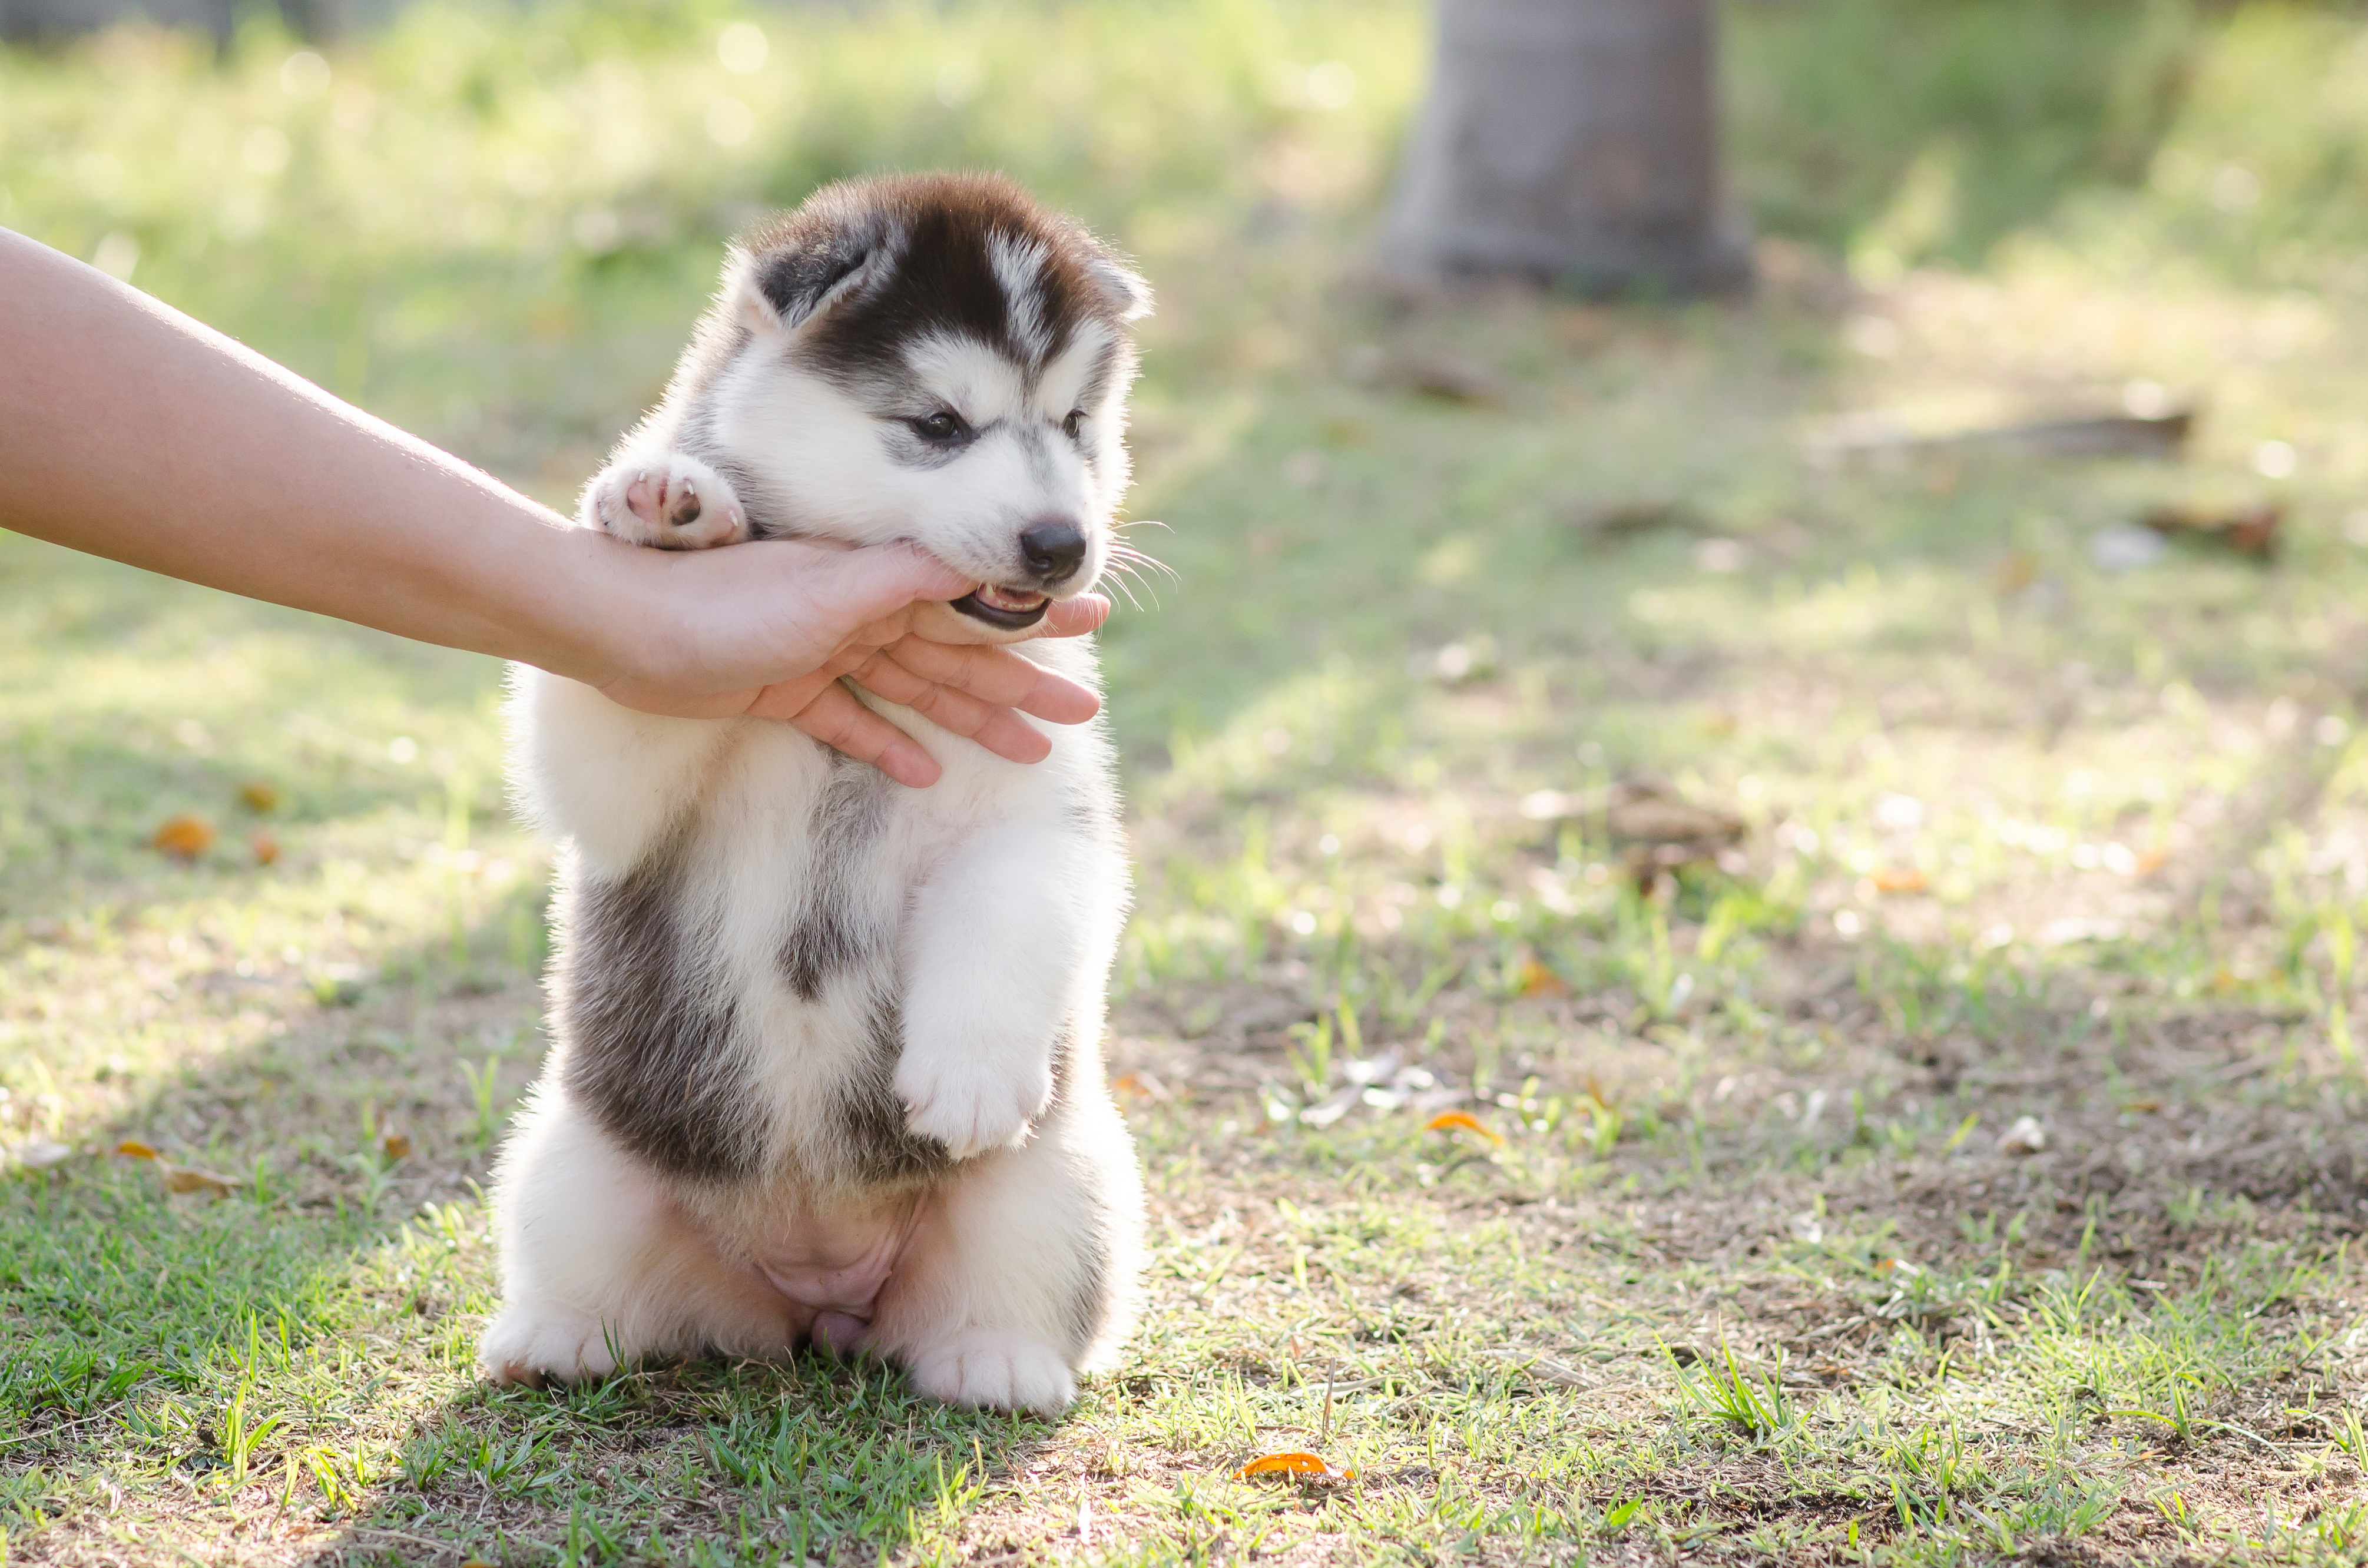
[1062,409,1085,440]
[910,410,968,443]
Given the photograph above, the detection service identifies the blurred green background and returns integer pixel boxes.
[16,2,2368,1562]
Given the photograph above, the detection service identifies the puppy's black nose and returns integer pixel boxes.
[1018,521,1088,586]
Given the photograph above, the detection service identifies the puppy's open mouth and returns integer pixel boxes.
[951,584,1051,629]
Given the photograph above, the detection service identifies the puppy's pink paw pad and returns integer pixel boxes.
[582,452,747,550]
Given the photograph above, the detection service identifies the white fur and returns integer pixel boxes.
[485,187,1149,1414]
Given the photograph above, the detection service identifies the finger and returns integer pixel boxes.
[740,669,845,724]
[849,659,1058,765]
[1039,592,1111,637]
[788,682,943,788]
[879,638,1102,725]
[802,542,976,625]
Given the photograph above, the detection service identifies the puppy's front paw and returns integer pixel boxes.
[905,1329,1076,1414]
[581,451,746,549]
[478,1305,620,1387]
[895,1050,1051,1160]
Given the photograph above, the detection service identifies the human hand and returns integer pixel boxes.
[590,536,1110,788]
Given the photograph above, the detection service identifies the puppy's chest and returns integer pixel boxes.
[556,742,1002,1189]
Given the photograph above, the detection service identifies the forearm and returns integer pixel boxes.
[0,229,633,681]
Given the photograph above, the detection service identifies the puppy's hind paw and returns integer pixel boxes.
[905,1329,1076,1415]
[478,1305,621,1388]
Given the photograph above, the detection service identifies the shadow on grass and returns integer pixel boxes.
[0,906,1058,1565]
[345,1356,1052,1566]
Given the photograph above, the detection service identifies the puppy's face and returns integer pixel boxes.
[694,175,1150,641]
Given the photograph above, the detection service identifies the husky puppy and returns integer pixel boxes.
[481,173,1151,1414]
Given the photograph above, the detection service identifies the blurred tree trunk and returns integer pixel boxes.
[1383,0,1749,296]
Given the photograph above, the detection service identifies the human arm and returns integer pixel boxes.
[0,228,1107,787]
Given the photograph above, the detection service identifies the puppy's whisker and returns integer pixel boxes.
[1106,539,1165,566]
[1107,545,1179,584]
[1102,561,1163,611]
[1100,569,1147,612]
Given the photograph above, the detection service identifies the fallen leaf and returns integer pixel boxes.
[1518,959,1569,998]
[164,1165,240,1196]
[117,1139,160,1160]
[1383,351,1505,405]
[1994,551,2039,594]
[383,1133,412,1161]
[1525,780,1746,881]
[251,831,280,866]
[16,1141,75,1169]
[1424,1110,1505,1145]
[239,781,280,813]
[1111,1072,1171,1102]
[2141,499,2281,559]
[1817,406,2192,462]
[1870,868,1927,894]
[1999,1115,2048,1156]
[151,814,216,860]
[2135,849,2168,876]
[1236,1451,1356,1481]
[1566,499,1703,546]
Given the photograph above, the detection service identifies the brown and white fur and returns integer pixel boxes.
[481,174,1151,1414]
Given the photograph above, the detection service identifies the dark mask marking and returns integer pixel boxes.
[779,753,892,1001]
[832,987,953,1184]
[559,833,769,1184]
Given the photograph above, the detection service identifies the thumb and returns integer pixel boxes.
[802,541,973,624]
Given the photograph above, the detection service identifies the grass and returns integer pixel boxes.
[13,0,2368,1562]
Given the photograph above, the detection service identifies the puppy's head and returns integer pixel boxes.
[694,173,1151,640]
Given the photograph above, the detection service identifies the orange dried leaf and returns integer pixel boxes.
[1236,1451,1354,1480]
[151,814,216,860]
[1424,1110,1505,1145]
[383,1133,412,1161]
[163,1165,239,1196]
[250,831,280,866]
[1518,959,1569,998]
[117,1139,160,1160]
[239,781,280,813]
[1112,1072,1170,1102]
[1870,868,1927,894]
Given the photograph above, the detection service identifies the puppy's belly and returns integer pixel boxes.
[746,1191,926,1318]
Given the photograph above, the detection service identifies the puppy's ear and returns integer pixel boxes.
[1088,254,1154,323]
[729,216,893,338]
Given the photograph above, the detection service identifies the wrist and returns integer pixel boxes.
[512,523,659,688]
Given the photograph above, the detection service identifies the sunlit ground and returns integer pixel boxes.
[12,1,2368,1563]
